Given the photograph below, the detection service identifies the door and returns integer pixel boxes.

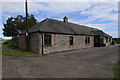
[94,36,100,47]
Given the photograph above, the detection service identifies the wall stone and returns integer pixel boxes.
[29,33,40,54]
[19,33,111,55]
[43,34,94,54]
[103,37,112,46]
[83,36,94,48]
[18,34,27,50]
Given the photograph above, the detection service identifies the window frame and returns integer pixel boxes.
[88,37,90,43]
[85,36,90,44]
[109,38,111,42]
[44,34,52,46]
[106,37,108,42]
[69,36,73,45]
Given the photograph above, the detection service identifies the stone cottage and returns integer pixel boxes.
[19,16,112,55]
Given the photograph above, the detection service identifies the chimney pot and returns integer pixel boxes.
[63,16,68,22]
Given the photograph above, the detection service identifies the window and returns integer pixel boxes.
[88,37,90,43]
[69,36,73,45]
[85,37,87,44]
[106,37,108,42]
[44,34,51,46]
[85,36,90,44]
[109,38,111,42]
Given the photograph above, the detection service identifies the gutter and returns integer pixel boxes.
[19,31,94,36]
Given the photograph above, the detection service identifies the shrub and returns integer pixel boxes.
[111,41,115,45]
[100,43,106,47]
[102,43,106,47]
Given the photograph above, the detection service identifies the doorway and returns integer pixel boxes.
[94,36,100,47]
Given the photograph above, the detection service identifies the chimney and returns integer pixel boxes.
[63,16,68,22]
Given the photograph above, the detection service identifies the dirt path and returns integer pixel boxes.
[2,45,118,78]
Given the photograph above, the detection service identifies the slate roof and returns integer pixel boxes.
[23,18,112,37]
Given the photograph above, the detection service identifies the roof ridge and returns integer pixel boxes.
[44,18,99,30]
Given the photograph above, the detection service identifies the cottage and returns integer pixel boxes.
[19,16,112,55]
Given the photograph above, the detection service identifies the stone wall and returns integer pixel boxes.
[29,33,40,54]
[19,33,112,55]
[43,34,94,54]
[18,34,27,50]
[103,37,112,46]
[83,36,94,48]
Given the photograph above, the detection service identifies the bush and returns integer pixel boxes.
[100,43,106,47]
[3,37,18,49]
[111,41,115,45]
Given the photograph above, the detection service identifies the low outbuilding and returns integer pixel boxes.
[19,17,112,55]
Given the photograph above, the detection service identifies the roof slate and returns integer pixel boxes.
[26,18,111,37]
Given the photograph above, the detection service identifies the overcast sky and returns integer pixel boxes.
[0,0,119,39]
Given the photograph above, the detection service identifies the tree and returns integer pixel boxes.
[3,14,37,37]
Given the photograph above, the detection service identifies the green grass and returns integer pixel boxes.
[117,42,120,44]
[115,61,120,79]
[2,44,40,57]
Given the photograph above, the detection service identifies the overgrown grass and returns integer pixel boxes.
[2,44,40,57]
[115,61,120,79]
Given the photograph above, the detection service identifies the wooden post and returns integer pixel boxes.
[41,33,44,55]
[25,0,29,51]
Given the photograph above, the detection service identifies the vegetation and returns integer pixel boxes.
[3,14,37,37]
[2,14,39,57]
[114,61,120,79]
[2,43,40,57]
[100,43,106,47]
[3,37,18,49]
[112,38,120,44]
